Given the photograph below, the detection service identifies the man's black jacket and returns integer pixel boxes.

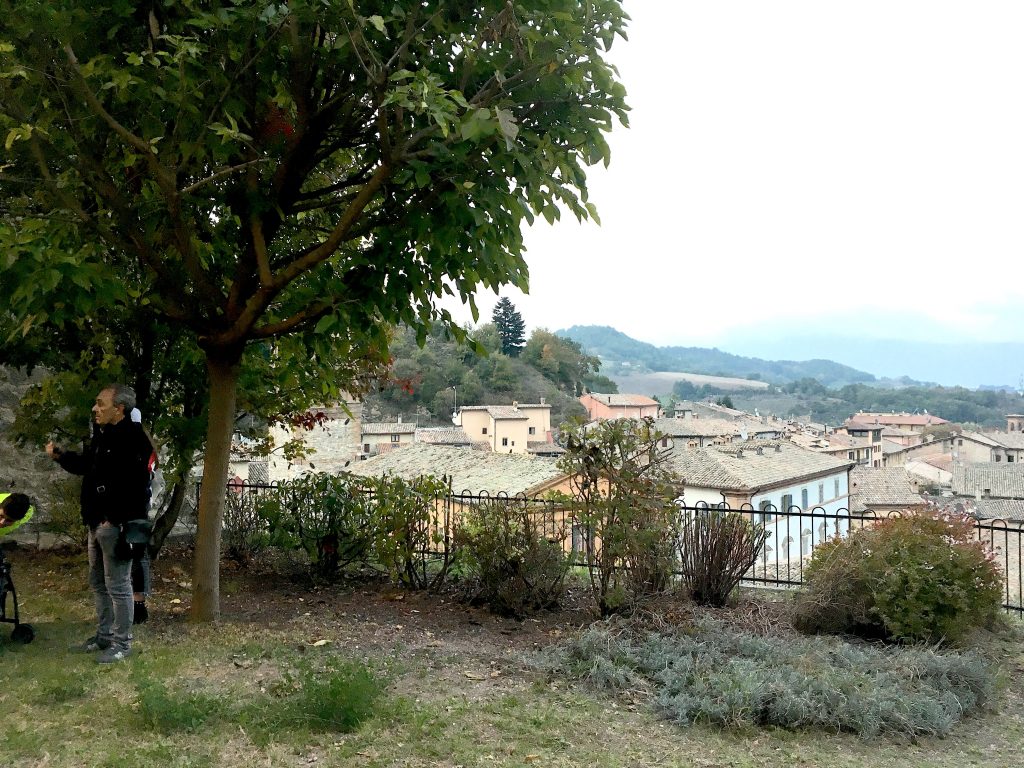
[56,418,152,528]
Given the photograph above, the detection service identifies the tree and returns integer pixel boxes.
[522,329,603,395]
[0,1,628,620]
[559,417,680,616]
[491,297,526,357]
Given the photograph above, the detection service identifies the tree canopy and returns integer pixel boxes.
[0,1,628,619]
[491,296,526,357]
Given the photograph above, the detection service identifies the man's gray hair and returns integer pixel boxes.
[103,384,137,413]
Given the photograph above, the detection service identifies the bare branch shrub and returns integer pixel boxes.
[677,509,768,607]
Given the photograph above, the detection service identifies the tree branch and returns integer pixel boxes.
[180,159,272,195]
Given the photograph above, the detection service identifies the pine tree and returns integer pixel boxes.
[492,297,526,357]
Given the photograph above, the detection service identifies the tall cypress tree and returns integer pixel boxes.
[492,297,527,357]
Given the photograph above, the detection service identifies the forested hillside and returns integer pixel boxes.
[362,323,617,426]
[560,325,876,387]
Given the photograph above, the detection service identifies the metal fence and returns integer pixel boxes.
[213,482,1024,615]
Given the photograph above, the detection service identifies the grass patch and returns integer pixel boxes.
[539,616,997,739]
[133,657,383,739]
[3,549,1024,767]
[245,659,384,738]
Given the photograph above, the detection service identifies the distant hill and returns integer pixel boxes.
[557,325,877,388]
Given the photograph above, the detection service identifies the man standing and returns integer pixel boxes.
[47,384,152,663]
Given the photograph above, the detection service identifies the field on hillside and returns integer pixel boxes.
[610,370,771,396]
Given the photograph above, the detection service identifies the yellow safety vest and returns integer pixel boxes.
[0,492,35,537]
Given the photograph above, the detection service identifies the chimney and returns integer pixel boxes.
[540,397,545,405]
[512,400,518,409]
[756,446,764,455]
[397,415,402,424]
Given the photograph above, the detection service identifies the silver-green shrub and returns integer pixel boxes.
[540,617,994,738]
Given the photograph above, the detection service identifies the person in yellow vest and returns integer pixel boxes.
[0,493,34,537]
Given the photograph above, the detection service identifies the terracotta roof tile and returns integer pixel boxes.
[361,422,416,435]
[952,463,1024,499]
[849,467,926,511]
[345,443,565,496]
[666,441,853,492]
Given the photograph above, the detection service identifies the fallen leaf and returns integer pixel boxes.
[464,671,486,680]
[312,639,330,647]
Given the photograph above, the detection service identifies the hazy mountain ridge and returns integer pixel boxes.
[557,325,878,388]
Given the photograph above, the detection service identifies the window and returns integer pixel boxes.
[781,493,793,513]
[1009,455,1016,463]
[958,439,964,446]
[529,426,536,435]
[834,478,840,498]
[758,499,773,523]
[848,451,855,460]
[996,455,1002,462]
[391,434,400,443]
[501,437,508,447]
[818,483,824,504]
[482,427,487,435]
[363,443,370,454]
[801,488,809,510]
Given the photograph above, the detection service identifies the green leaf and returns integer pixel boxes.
[368,15,386,33]
[313,315,336,334]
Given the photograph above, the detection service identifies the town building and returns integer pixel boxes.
[848,466,927,515]
[849,411,949,434]
[455,401,553,454]
[580,393,660,421]
[665,440,854,562]
[360,418,416,457]
[344,442,569,497]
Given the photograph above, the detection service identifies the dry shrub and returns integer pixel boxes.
[677,509,768,607]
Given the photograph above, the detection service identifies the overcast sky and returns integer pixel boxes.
[442,1,1024,353]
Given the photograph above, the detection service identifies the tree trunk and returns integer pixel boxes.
[190,352,242,621]
[148,480,187,558]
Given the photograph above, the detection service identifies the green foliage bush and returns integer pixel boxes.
[457,498,570,617]
[794,511,1003,643]
[40,477,87,550]
[677,510,768,607]
[541,617,995,738]
[370,474,456,590]
[258,473,377,580]
[221,489,276,564]
[559,418,681,616]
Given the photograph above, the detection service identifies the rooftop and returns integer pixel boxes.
[666,440,853,492]
[361,421,416,435]
[849,467,926,512]
[951,463,1024,499]
[414,427,472,445]
[345,443,565,496]
[583,393,660,407]
[853,412,950,427]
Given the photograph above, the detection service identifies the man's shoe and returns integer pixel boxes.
[97,647,131,664]
[75,635,111,653]
[133,602,148,625]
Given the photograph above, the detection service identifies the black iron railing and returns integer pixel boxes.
[202,483,1024,614]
